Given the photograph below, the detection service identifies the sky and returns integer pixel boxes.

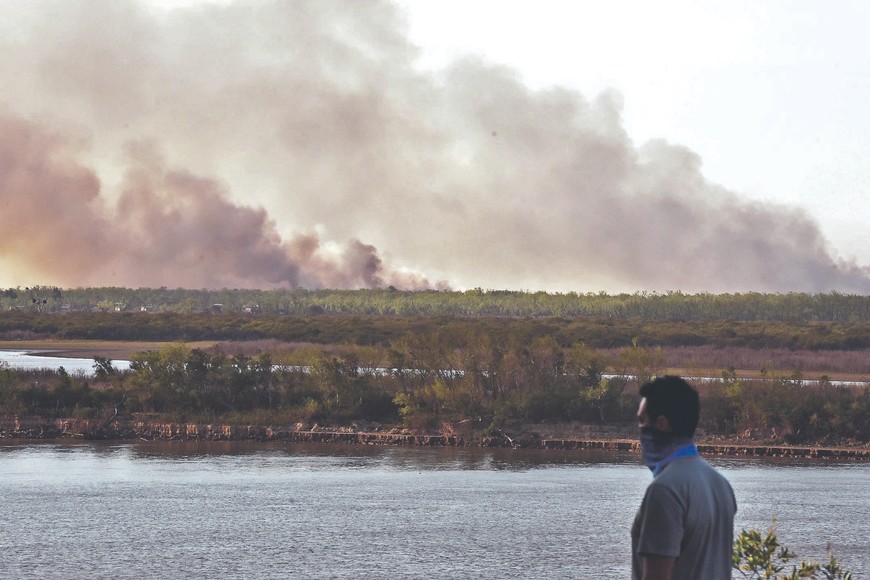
[0,0,868,294]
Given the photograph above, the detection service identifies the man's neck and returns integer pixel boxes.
[652,441,697,476]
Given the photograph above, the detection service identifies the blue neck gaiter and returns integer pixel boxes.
[639,427,697,476]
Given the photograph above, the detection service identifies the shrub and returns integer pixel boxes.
[733,525,852,579]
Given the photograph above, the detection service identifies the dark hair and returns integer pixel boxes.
[639,376,700,437]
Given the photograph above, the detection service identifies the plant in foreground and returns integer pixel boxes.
[733,525,852,579]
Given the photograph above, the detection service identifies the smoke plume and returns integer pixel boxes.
[0,0,868,293]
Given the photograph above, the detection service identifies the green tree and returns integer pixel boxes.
[92,356,117,382]
[127,344,193,412]
[616,337,666,385]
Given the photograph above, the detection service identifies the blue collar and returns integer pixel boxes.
[651,443,698,476]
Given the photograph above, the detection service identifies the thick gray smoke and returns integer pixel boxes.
[1,0,868,293]
[0,113,433,289]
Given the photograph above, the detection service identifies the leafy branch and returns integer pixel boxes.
[733,525,852,579]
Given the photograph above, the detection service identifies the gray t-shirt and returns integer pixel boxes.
[631,455,737,580]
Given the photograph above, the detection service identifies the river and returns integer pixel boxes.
[0,442,867,578]
[0,350,131,374]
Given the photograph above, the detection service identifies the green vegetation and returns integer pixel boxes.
[2,310,870,351]
[1,340,867,444]
[5,286,870,322]
[2,288,869,442]
[733,526,852,579]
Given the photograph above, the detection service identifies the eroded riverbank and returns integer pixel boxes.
[2,417,868,460]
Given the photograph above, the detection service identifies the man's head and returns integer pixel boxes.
[637,376,700,437]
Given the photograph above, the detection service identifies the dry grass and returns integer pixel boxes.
[602,345,870,381]
[207,339,344,357]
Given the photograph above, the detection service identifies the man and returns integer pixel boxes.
[631,376,736,580]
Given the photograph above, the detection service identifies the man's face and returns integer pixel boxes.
[637,397,670,432]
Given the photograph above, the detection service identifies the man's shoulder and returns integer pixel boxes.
[648,456,736,517]
[655,456,729,486]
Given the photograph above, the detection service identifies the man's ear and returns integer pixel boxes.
[654,414,672,432]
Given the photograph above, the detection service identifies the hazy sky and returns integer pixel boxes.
[401,0,870,264]
[1,0,868,293]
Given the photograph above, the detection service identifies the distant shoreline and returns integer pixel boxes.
[2,419,868,460]
[4,341,870,385]
[2,340,868,454]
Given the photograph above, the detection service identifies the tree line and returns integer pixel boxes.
[2,340,867,444]
[2,310,870,351]
[4,286,870,322]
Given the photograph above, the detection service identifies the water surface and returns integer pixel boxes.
[0,350,131,375]
[1,442,866,578]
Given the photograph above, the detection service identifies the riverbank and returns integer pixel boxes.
[2,417,868,460]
